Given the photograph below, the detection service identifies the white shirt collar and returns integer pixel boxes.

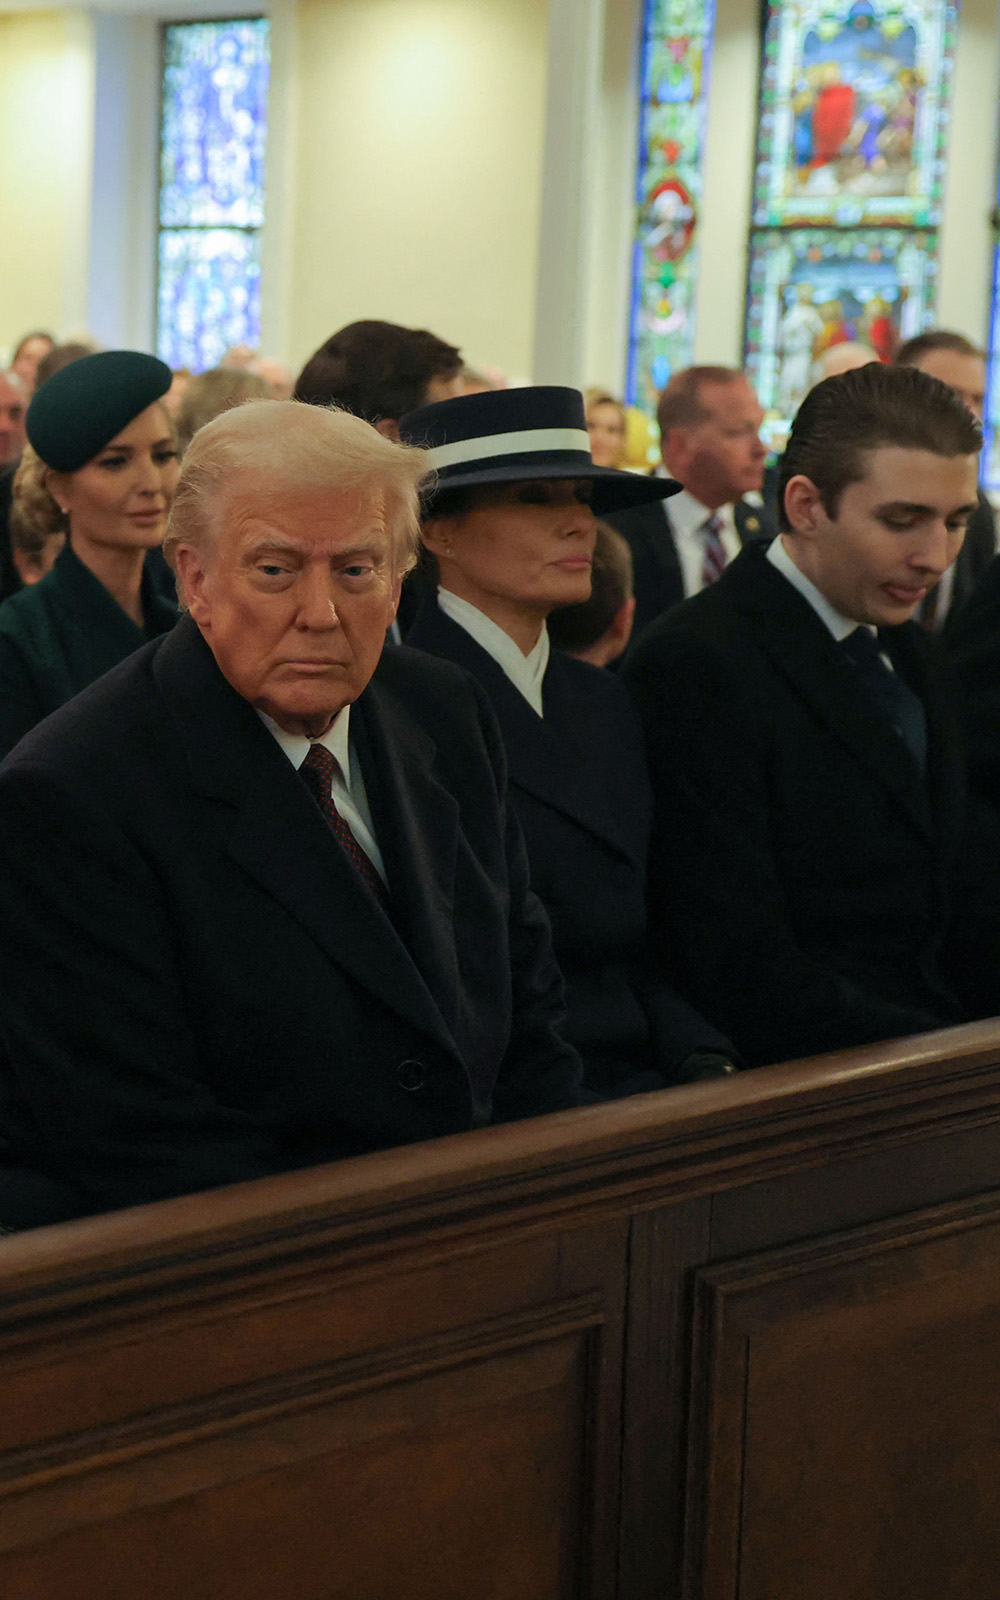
[667,487,736,542]
[258,703,354,782]
[437,589,550,716]
[766,535,865,642]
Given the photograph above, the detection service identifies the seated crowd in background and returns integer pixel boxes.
[0,311,999,1229]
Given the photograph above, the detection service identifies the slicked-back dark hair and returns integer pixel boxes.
[778,363,982,532]
[895,328,985,366]
[293,320,462,424]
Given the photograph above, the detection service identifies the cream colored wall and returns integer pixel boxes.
[937,0,1000,343]
[282,0,548,379]
[0,9,94,361]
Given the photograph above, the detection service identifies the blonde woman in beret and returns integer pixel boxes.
[0,351,179,758]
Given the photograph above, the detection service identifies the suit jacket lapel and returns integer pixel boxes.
[733,550,935,837]
[410,604,641,865]
[349,673,463,1031]
[152,618,461,1056]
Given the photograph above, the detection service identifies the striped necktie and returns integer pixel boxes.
[700,513,728,589]
[300,742,391,909]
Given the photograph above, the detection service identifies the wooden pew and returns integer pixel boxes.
[2,1020,1000,1599]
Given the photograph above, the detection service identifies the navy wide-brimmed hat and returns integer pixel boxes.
[399,385,680,515]
[26,350,173,472]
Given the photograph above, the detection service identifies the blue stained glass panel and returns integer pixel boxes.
[156,229,261,371]
[625,0,716,417]
[160,19,270,229]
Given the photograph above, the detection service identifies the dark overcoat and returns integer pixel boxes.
[623,543,992,1068]
[604,496,775,637]
[0,618,581,1212]
[406,599,734,1090]
[0,541,177,758]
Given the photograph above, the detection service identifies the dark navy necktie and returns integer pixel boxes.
[839,626,927,773]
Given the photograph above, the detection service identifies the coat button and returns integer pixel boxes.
[396,1059,426,1091]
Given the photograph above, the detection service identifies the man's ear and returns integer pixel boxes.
[375,418,401,442]
[173,543,212,626]
[782,474,826,537]
[663,425,692,477]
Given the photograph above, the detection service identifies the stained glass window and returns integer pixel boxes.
[745,226,937,417]
[156,19,270,371]
[746,1,959,447]
[625,0,716,415]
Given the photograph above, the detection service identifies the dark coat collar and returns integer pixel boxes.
[151,616,462,1057]
[43,542,177,643]
[408,600,641,864]
[722,545,960,841]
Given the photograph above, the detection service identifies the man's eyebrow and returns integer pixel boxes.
[874,500,979,517]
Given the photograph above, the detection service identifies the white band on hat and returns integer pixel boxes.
[425,427,592,471]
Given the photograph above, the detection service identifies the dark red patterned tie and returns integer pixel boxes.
[300,743,390,909]
[701,513,727,588]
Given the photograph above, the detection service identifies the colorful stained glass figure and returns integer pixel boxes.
[157,229,262,373]
[156,19,270,372]
[626,0,716,416]
[745,226,937,443]
[753,1,958,230]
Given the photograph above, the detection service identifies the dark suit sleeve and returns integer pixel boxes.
[625,631,945,1066]
[0,758,281,1209]
[459,681,585,1121]
[0,631,48,760]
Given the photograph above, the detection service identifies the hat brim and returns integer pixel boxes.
[421,458,680,516]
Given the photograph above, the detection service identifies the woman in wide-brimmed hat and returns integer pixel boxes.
[0,350,180,757]
[401,385,737,1094]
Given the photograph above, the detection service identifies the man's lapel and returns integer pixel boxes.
[153,618,461,1055]
[349,675,463,1029]
[733,550,935,837]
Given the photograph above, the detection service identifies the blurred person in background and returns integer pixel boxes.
[294,319,464,438]
[175,367,271,453]
[896,329,996,633]
[0,350,179,757]
[34,340,98,388]
[0,370,27,468]
[547,521,635,668]
[585,390,628,470]
[606,366,774,635]
[0,369,29,601]
[10,332,54,395]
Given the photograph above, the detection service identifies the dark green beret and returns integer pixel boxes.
[26,350,173,472]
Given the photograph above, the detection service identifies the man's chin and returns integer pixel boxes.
[258,692,355,738]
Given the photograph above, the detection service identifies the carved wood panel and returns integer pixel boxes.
[685,1192,1000,1600]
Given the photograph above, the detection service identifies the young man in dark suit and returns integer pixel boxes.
[624,363,993,1068]
[605,366,775,635]
[0,401,583,1224]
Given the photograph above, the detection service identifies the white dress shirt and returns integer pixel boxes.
[666,489,743,598]
[437,588,550,716]
[767,536,891,661]
[260,704,388,884]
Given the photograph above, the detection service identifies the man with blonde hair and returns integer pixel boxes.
[0,400,582,1226]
